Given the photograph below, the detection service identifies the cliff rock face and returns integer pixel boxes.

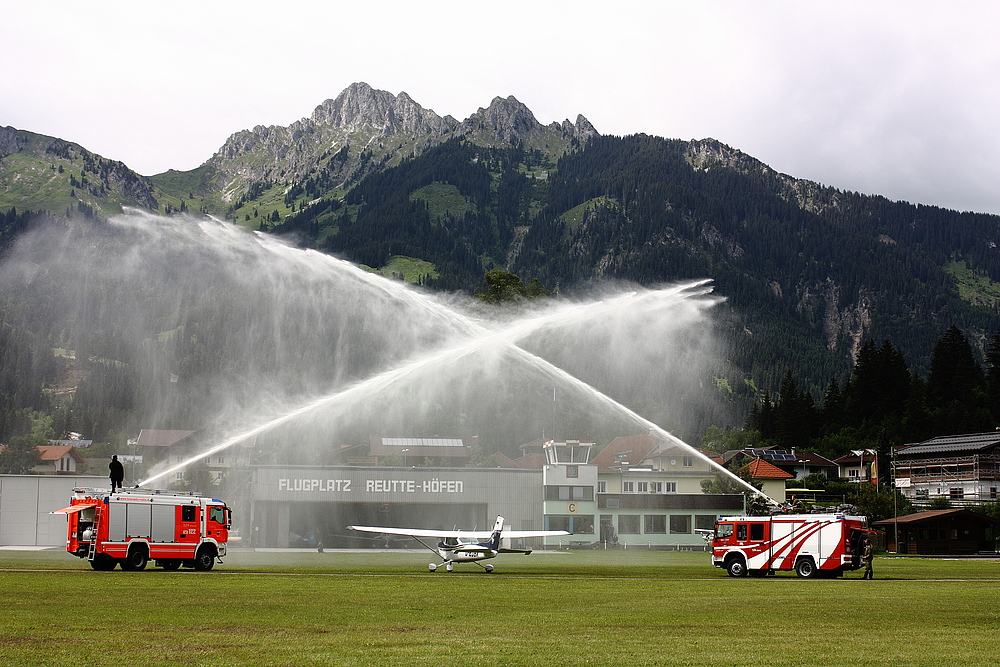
[207,83,597,201]
[459,95,541,145]
[561,115,598,142]
[0,126,27,159]
[310,83,457,137]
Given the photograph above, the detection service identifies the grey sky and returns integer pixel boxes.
[4,1,998,214]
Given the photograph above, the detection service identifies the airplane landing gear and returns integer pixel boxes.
[446,563,455,572]
[429,563,437,572]
[484,564,494,573]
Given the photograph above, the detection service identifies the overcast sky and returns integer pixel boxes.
[4,1,998,214]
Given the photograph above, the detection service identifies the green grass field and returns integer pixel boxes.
[1,549,998,666]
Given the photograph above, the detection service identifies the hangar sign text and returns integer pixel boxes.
[276,477,464,495]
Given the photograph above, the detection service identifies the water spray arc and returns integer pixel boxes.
[140,261,764,501]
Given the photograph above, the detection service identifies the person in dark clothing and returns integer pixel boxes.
[109,455,125,493]
[862,537,874,579]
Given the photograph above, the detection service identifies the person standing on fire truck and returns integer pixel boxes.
[109,455,125,494]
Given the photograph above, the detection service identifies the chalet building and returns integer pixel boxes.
[833,449,879,485]
[725,447,839,481]
[873,509,1000,555]
[0,444,85,474]
[36,445,85,474]
[739,458,794,503]
[894,432,1000,503]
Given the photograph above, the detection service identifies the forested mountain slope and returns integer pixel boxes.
[3,84,1000,450]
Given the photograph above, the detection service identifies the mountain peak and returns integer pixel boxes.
[310,82,454,137]
[460,95,540,145]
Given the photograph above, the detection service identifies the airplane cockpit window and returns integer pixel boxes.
[441,537,459,547]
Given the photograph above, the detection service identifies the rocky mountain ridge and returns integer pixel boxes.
[0,126,158,216]
[203,82,597,205]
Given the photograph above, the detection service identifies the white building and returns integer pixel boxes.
[543,436,743,548]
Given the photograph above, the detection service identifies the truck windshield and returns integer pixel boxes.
[209,506,226,525]
[717,524,733,538]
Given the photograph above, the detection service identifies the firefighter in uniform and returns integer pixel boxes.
[109,455,125,494]
[862,537,874,579]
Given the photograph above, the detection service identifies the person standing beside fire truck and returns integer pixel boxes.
[862,537,874,579]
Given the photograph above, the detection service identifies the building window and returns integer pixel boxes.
[217,455,225,464]
[949,488,964,499]
[669,515,691,534]
[547,516,571,533]
[682,456,693,468]
[848,469,859,478]
[695,515,717,531]
[636,481,648,493]
[649,481,663,493]
[991,488,998,499]
[572,515,595,534]
[622,481,634,493]
[665,482,677,493]
[915,488,929,499]
[644,515,666,533]
[545,486,593,501]
[619,515,641,534]
[597,481,607,493]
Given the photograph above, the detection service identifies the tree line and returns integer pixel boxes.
[739,324,1000,460]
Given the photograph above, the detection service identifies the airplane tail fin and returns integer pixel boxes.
[488,515,505,551]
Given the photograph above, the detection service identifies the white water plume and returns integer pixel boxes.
[0,210,753,494]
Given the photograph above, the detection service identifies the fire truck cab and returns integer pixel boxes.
[712,513,868,578]
[54,488,231,572]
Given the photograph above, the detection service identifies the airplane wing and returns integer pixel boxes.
[347,525,493,539]
[498,530,570,538]
[347,526,571,539]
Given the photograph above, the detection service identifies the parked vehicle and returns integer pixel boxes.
[712,513,868,578]
[53,488,230,571]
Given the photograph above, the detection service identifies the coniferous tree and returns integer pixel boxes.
[819,376,845,433]
[927,325,984,409]
[984,324,1000,420]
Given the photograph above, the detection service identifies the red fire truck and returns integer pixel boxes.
[712,513,868,578]
[53,488,231,571]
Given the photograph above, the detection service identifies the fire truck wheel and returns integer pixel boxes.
[795,558,817,578]
[725,557,748,578]
[193,547,216,571]
[90,554,117,571]
[121,547,148,572]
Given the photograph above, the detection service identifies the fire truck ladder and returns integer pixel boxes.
[87,510,101,561]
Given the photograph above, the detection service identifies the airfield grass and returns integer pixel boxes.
[1,549,998,666]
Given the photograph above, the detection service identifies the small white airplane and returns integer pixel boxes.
[347,515,570,572]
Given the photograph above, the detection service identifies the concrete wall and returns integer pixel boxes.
[250,465,544,548]
[0,475,105,546]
